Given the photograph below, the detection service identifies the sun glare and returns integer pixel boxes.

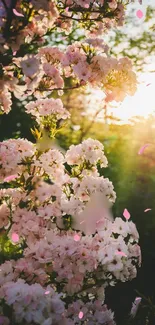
[90,72,155,124]
[113,72,155,123]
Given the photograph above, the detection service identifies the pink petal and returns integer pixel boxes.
[136,9,144,18]
[135,297,142,302]
[146,83,151,87]
[74,234,80,242]
[123,208,131,220]
[84,4,89,8]
[11,233,19,243]
[4,174,18,182]
[144,208,152,212]
[138,143,150,155]
[45,290,50,295]
[116,250,127,257]
[78,311,84,319]
[13,8,24,17]
[65,7,69,12]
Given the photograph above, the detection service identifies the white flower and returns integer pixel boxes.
[112,218,130,237]
[128,221,139,242]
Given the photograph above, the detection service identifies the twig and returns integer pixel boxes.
[60,13,102,22]
[79,106,104,142]
[1,0,8,12]
[36,84,82,92]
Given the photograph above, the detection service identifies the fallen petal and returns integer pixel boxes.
[74,234,80,242]
[116,250,127,257]
[4,174,18,182]
[138,144,150,155]
[123,208,131,220]
[11,233,19,243]
[78,311,84,319]
[136,9,144,19]
[13,8,24,17]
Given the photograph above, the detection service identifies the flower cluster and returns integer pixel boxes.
[65,299,116,325]
[65,138,108,167]
[22,218,140,294]
[0,0,141,324]
[0,0,137,51]
[0,138,35,179]
[0,279,66,325]
[25,98,70,126]
[0,132,141,324]
[0,42,137,114]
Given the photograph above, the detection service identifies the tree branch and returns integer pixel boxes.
[1,0,8,12]
[60,13,102,22]
[36,84,82,92]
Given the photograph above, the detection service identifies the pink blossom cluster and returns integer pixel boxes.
[0,0,137,115]
[23,219,140,293]
[0,132,141,324]
[1,0,138,115]
[0,0,141,323]
[61,175,116,219]
[25,98,70,125]
[0,43,136,115]
[0,279,66,325]
[0,0,59,51]
[65,299,116,324]
[65,138,108,167]
[0,138,116,241]
[0,277,116,324]
[0,0,138,52]
[0,138,35,179]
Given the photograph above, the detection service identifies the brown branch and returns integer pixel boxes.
[59,5,118,17]
[60,13,102,22]
[62,6,115,15]
[35,84,82,92]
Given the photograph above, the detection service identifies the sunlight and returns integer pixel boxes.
[89,72,155,124]
[113,72,155,123]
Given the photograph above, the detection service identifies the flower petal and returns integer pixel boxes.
[144,208,151,212]
[138,144,150,155]
[13,8,24,17]
[11,233,19,243]
[136,9,143,19]
[78,311,84,319]
[123,208,130,220]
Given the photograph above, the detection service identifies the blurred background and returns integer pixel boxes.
[0,1,155,324]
